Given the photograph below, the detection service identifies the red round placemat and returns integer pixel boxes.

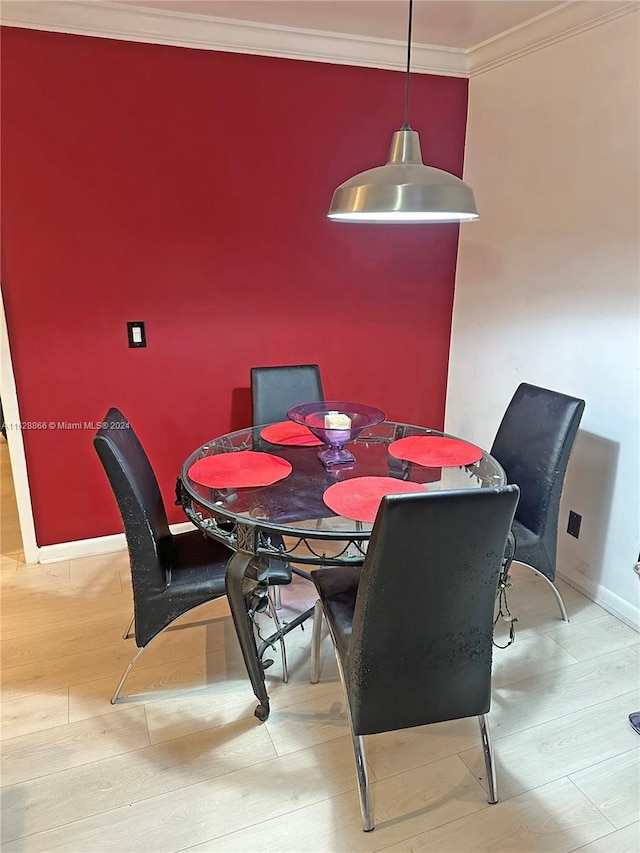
[323,477,427,523]
[260,421,324,447]
[187,451,292,489]
[389,436,483,467]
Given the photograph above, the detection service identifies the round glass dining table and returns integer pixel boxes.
[179,421,506,721]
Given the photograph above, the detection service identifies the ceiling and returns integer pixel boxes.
[1,0,634,75]
[108,1,565,49]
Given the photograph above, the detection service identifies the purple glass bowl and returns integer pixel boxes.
[287,401,386,466]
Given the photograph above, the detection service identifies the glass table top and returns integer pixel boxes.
[181,421,506,537]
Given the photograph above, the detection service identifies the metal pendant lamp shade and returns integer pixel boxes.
[328,1,478,224]
[328,129,478,222]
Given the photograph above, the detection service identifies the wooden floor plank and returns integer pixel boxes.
[459,690,640,800]
[0,717,275,843]
[1,707,150,787]
[180,755,491,853]
[0,736,361,852]
[0,687,69,741]
[570,749,640,830]
[570,821,640,852]
[376,777,616,853]
[544,613,640,661]
[487,645,640,740]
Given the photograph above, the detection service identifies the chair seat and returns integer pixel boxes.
[168,530,229,596]
[511,519,553,578]
[312,566,361,662]
[265,556,292,585]
[511,519,537,550]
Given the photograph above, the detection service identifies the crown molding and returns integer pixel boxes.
[1,0,637,79]
[468,0,639,76]
[0,0,467,77]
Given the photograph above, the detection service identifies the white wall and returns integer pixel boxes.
[447,11,640,626]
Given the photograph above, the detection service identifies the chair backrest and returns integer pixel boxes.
[93,408,171,596]
[347,486,520,736]
[251,364,323,426]
[490,383,585,540]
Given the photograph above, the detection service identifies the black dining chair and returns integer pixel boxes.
[251,363,326,605]
[310,486,520,832]
[490,383,585,622]
[94,408,292,703]
[251,363,324,427]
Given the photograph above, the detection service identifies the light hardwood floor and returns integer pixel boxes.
[1,438,639,852]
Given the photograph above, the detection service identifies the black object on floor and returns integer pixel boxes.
[629,712,640,735]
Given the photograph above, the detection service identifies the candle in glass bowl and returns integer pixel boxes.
[324,411,352,430]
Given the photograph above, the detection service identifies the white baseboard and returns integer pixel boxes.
[36,522,196,564]
[557,568,640,632]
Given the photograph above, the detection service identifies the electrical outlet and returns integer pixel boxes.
[567,510,582,539]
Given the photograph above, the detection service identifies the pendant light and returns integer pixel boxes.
[328,0,478,223]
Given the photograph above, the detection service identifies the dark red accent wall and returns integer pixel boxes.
[1,27,469,546]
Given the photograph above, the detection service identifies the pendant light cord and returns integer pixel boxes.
[402,0,414,130]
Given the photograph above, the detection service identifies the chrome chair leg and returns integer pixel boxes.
[310,600,323,684]
[324,611,374,831]
[352,731,374,831]
[271,585,282,611]
[113,607,203,702]
[113,601,216,703]
[111,644,148,704]
[478,714,498,804]
[518,561,570,622]
[122,613,135,640]
[266,596,288,683]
